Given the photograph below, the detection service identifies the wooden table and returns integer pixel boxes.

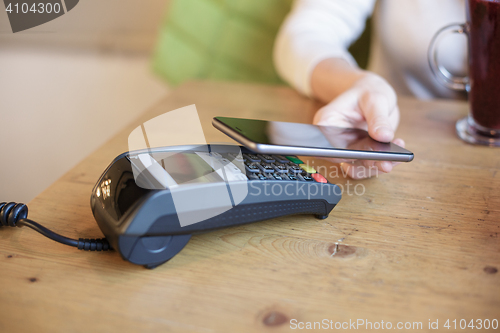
[1,81,499,332]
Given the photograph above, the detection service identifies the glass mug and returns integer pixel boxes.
[429,0,500,146]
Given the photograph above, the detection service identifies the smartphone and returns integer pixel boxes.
[212,117,414,162]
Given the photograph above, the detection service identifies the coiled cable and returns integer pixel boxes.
[0,202,111,251]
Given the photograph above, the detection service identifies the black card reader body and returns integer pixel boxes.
[91,145,341,268]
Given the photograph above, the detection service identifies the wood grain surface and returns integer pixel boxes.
[1,81,498,333]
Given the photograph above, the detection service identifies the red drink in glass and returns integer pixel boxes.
[467,0,500,131]
[429,0,500,145]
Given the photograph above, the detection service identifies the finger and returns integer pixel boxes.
[360,160,376,168]
[375,161,393,173]
[339,135,407,179]
[359,92,395,142]
[340,162,364,179]
[341,162,374,179]
[324,137,406,173]
[341,157,404,179]
[362,158,401,173]
[363,160,393,174]
[341,160,386,179]
[313,91,365,128]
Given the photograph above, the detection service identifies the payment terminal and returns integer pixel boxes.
[91,144,341,268]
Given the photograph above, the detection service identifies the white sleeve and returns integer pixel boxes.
[273,0,376,96]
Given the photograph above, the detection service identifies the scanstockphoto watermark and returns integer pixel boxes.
[290,319,423,330]
[290,318,499,330]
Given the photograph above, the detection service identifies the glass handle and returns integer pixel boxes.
[428,23,469,91]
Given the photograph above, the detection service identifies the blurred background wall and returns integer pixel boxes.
[0,0,171,203]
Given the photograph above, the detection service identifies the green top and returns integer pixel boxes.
[152,0,370,86]
[152,0,293,86]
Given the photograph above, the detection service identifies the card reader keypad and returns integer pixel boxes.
[258,163,275,173]
[230,153,328,183]
[244,161,260,173]
[205,152,327,183]
[287,165,303,174]
[257,154,275,163]
[242,154,261,162]
[273,163,288,173]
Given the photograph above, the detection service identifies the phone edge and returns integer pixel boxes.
[212,117,414,162]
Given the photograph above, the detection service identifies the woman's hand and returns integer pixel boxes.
[310,59,404,179]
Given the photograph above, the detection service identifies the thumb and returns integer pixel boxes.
[359,92,395,142]
[313,90,362,127]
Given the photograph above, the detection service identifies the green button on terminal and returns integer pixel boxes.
[286,156,303,164]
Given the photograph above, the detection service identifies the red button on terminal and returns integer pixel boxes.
[311,173,327,183]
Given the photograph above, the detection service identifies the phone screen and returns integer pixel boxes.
[213,117,413,159]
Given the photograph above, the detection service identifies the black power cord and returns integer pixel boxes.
[0,202,111,251]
